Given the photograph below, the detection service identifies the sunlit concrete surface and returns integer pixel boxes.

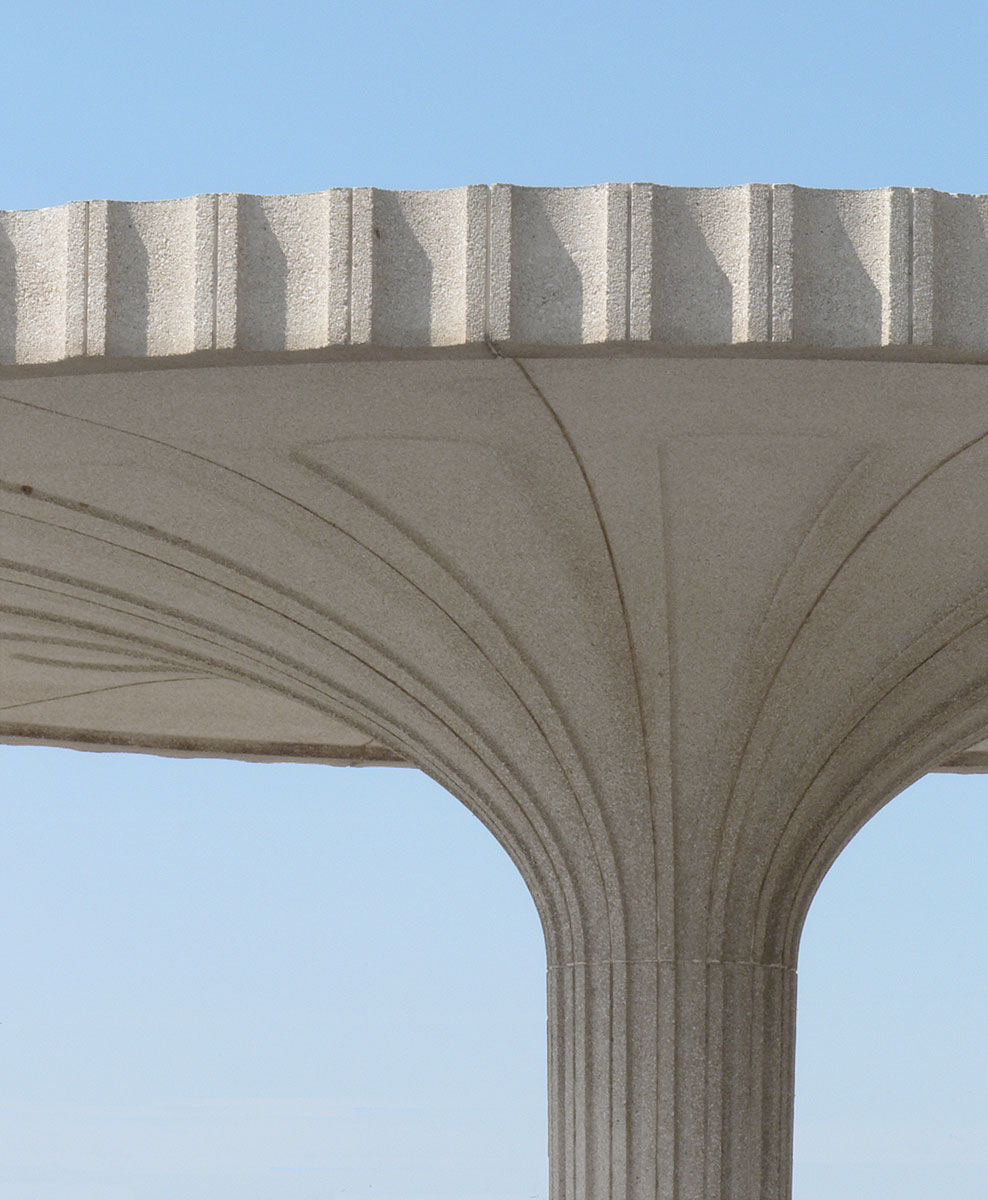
[4,184,988,363]
[3,184,988,1199]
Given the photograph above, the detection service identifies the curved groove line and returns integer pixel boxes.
[10,654,195,673]
[753,602,988,959]
[0,584,399,722]
[0,614,429,804]
[347,721,570,952]
[785,574,988,836]
[3,397,602,856]
[409,746,570,960]
[2,523,588,964]
[294,446,618,804]
[71,460,600,964]
[1,586,410,747]
[1,566,584,962]
[508,354,655,1198]
[1,566,515,801]
[1,500,446,691]
[4,632,191,667]
[781,677,988,961]
[778,694,988,969]
[712,420,988,947]
[2,388,606,824]
[296,442,603,1181]
[0,390,600,958]
[10,465,591,832]
[704,450,873,946]
[2,494,564,793]
[656,444,679,1198]
[510,358,656,946]
[0,674,206,713]
[1,569,519,805]
[1,589,568,946]
[3,402,582,820]
[0,608,562,940]
[785,574,988,804]
[293,451,625,948]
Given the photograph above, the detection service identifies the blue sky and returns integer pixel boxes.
[2,2,987,1197]
[0,754,547,1200]
[2,756,985,1199]
[4,0,988,211]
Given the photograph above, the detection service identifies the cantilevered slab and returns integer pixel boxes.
[3,185,987,772]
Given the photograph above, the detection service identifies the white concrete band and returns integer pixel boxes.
[5,185,988,365]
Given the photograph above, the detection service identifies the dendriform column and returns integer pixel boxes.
[306,354,988,1200]
[5,185,988,1199]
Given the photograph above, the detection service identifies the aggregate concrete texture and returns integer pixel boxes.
[5,183,988,363]
[3,185,988,1200]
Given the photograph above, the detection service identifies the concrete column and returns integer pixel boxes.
[5,352,988,1200]
[548,954,795,1200]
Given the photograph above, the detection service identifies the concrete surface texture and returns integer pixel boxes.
[3,185,988,1200]
[4,183,988,362]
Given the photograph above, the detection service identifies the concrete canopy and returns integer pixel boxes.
[3,184,988,1200]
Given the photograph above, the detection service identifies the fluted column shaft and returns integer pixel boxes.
[547,950,795,1200]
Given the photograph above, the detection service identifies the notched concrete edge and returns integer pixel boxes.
[5,184,988,365]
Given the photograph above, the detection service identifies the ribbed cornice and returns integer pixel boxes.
[5,184,988,366]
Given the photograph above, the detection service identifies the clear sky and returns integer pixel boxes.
[1,1,987,1197]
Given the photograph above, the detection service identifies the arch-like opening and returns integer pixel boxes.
[793,771,987,1199]
[0,746,548,1200]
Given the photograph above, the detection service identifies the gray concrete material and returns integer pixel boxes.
[0,623,402,764]
[9,184,988,363]
[939,735,988,772]
[4,187,988,1200]
[3,351,988,1199]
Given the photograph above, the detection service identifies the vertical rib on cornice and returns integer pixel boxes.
[6,184,988,363]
